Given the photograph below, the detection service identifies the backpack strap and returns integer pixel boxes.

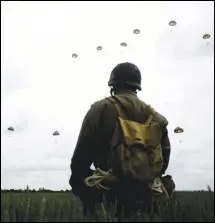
[106,96,156,125]
[145,105,156,125]
[106,96,127,119]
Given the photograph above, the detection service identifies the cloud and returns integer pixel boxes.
[1,1,214,190]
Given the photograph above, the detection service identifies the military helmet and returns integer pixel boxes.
[108,62,142,91]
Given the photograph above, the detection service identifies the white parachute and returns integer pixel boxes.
[53,130,60,136]
[97,46,103,51]
[133,29,140,34]
[174,127,184,134]
[120,42,127,47]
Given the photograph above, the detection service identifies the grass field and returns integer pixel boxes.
[1,191,214,222]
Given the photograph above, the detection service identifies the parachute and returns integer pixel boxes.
[133,29,140,34]
[7,126,14,138]
[169,21,177,26]
[202,34,213,46]
[52,131,60,144]
[120,42,127,47]
[53,131,60,136]
[203,34,211,39]
[174,127,184,134]
[72,53,78,63]
[97,46,103,51]
[72,53,78,58]
[169,21,177,32]
[8,126,14,131]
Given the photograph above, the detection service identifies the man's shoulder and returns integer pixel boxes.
[85,97,116,124]
[90,97,114,112]
[153,109,168,127]
[141,100,168,127]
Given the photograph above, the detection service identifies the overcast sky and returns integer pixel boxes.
[1,1,214,191]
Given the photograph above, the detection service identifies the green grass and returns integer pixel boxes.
[1,191,214,222]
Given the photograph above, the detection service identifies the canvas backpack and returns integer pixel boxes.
[106,95,163,185]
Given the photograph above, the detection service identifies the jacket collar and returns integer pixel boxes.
[114,90,137,97]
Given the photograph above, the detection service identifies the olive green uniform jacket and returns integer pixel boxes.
[69,91,171,196]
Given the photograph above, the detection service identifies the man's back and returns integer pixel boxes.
[70,91,170,189]
[69,62,172,219]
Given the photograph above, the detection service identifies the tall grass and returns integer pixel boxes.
[1,191,214,222]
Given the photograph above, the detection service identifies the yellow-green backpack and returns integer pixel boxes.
[106,95,163,184]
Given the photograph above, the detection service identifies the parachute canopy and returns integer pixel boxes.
[120,42,127,47]
[8,126,14,131]
[53,131,60,136]
[133,29,140,34]
[97,46,103,51]
[203,34,211,39]
[169,21,177,26]
[72,53,78,58]
[174,127,184,134]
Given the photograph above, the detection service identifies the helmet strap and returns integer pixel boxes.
[110,88,114,96]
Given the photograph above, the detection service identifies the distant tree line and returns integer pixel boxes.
[1,189,212,193]
[1,185,213,193]
[1,188,72,193]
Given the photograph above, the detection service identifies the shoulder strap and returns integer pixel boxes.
[106,96,127,119]
[106,96,156,125]
[145,105,156,125]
